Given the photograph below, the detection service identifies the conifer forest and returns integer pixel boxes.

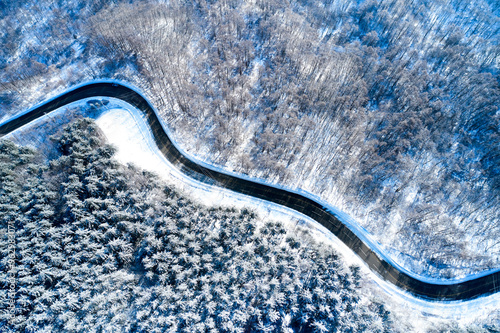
[1,119,392,332]
[0,0,499,331]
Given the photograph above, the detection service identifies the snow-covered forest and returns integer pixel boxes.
[2,118,499,332]
[0,118,400,332]
[1,0,499,278]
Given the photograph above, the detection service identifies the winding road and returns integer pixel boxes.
[1,81,499,301]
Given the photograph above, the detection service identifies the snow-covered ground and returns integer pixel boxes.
[5,95,500,329]
[92,102,500,330]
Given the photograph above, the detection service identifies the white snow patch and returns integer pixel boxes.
[96,107,172,180]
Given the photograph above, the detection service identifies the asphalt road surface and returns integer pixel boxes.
[1,81,499,301]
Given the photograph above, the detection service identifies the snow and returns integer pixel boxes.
[3,80,499,329]
[94,100,313,219]
[91,99,500,328]
[96,104,172,180]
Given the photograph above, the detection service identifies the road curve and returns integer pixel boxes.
[1,81,499,301]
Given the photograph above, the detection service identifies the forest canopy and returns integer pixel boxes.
[0,119,393,332]
[0,0,499,278]
[87,0,500,278]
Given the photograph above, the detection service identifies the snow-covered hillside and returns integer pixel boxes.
[1,0,499,280]
[6,98,499,331]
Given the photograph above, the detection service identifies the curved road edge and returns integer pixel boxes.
[1,80,499,301]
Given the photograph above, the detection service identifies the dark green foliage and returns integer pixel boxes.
[0,119,391,332]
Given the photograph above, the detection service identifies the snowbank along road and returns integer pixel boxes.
[1,81,499,301]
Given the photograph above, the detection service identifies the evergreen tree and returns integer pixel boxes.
[1,119,394,332]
